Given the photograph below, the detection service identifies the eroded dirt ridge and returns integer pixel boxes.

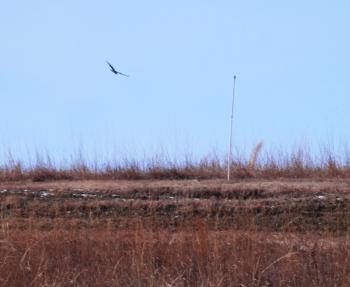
[0,179,349,232]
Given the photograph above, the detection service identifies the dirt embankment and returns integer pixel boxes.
[0,179,350,232]
[2,178,350,198]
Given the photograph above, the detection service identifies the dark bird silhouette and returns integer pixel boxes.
[106,61,129,77]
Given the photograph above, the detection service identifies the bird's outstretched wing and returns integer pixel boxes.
[118,72,129,77]
[106,61,117,74]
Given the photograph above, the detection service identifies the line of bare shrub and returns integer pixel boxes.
[1,144,350,181]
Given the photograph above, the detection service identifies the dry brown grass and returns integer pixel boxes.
[0,224,350,286]
[248,142,264,171]
[0,178,349,286]
[1,146,350,182]
[1,147,350,285]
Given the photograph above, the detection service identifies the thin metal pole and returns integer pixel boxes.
[227,75,237,181]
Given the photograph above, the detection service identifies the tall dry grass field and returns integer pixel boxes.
[1,145,350,181]
[1,148,350,286]
[1,223,350,286]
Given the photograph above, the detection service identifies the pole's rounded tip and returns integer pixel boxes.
[234,75,237,79]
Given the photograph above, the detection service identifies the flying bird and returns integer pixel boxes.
[106,61,129,77]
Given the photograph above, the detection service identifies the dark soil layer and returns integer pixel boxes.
[1,179,350,233]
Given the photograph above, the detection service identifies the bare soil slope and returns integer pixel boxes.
[1,179,350,232]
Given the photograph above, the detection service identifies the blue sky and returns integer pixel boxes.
[1,1,349,162]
